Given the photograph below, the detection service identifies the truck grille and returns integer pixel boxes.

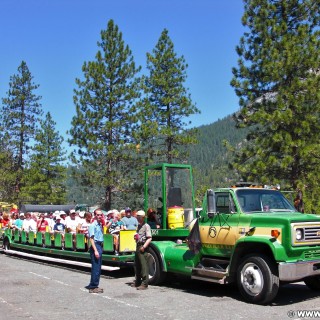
[305,250,320,259]
[305,226,320,241]
[291,222,320,246]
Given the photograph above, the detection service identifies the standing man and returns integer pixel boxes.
[86,208,104,293]
[132,210,152,290]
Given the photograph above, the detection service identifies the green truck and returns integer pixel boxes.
[145,164,320,304]
[2,163,320,304]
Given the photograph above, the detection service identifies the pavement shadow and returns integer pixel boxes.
[158,275,320,305]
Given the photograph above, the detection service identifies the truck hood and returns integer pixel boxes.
[248,211,320,224]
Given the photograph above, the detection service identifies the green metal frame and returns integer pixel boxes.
[54,233,62,247]
[36,232,43,246]
[21,231,27,243]
[76,234,86,250]
[103,234,114,252]
[45,232,52,246]
[144,163,195,231]
[65,233,74,249]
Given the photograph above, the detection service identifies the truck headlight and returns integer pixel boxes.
[296,228,304,241]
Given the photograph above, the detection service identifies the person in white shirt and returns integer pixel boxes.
[22,212,37,233]
[66,211,80,250]
[45,212,55,232]
[66,211,79,233]
[77,212,90,233]
[59,211,67,225]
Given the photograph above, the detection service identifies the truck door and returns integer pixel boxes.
[199,192,240,257]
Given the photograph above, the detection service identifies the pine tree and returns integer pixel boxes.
[1,61,43,198]
[231,0,320,200]
[0,136,17,201]
[21,112,67,204]
[140,29,200,164]
[68,19,141,210]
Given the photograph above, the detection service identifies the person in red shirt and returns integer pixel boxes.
[1,212,11,228]
[37,213,49,232]
[37,213,49,246]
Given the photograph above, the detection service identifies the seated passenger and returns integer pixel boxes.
[37,212,49,246]
[77,211,92,237]
[120,209,126,219]
[106,212,123,255]
[13,213,24,231]
[45,212,55,232]
[66,211,79,249]
[53,215,65,243]
[121,207,138,230]
[37,213,49,233]
[59,211,67,225]
[147,208,161,229]
[66,211,79,234]
[105,210,114,226]
[10,212,18,229]
[1,212,11,229]
[22,212,37,233]
[132,210,137,218]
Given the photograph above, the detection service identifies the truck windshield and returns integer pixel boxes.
[235,189,296,213]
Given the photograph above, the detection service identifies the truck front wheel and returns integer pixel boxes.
[237,254,279,304]
[304,275,320,290]
[147,247,166,285]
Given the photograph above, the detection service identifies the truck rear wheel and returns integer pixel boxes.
[237,254,279,304]
[147,247,166,285]
[304,275,320,290]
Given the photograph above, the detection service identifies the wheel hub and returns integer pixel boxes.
[241,263,264,296]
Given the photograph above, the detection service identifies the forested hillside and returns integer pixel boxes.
[66,115,249,206]
[187,115,249,199]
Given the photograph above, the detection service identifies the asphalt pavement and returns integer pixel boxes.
[0,252,320,320]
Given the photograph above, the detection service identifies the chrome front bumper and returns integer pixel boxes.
[279,260,320,281]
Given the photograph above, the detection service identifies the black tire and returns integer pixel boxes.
[147,247,166,285]
[304,275,320,290]
[237,254,279,304]
[3,237,10,251]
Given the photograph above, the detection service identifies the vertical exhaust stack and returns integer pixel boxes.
[207,189,216,218]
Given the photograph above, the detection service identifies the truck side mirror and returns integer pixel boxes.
[207,189,216,218]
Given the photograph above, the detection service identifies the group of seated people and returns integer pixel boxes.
[104,207,160,254]
[0,205,162,254]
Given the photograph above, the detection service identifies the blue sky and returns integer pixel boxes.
[0,0,245,149]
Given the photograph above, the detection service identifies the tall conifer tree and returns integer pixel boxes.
[1,61,43,198]
[140,29,199,164]
[0,138,16,201]
[69,20,141,209]
[231,0,320,202]
[21,112,67,204]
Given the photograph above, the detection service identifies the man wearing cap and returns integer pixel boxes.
[53,215,65,248]
[86,208,104,294]
[121,207,138,230]
[59,211,67,225]
[132,210,152,290]
[53,215,65,235]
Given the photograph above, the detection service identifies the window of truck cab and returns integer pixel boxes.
[216,192,236,214]
[235,189,295,213]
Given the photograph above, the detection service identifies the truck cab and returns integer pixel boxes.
[148,184,320,304]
